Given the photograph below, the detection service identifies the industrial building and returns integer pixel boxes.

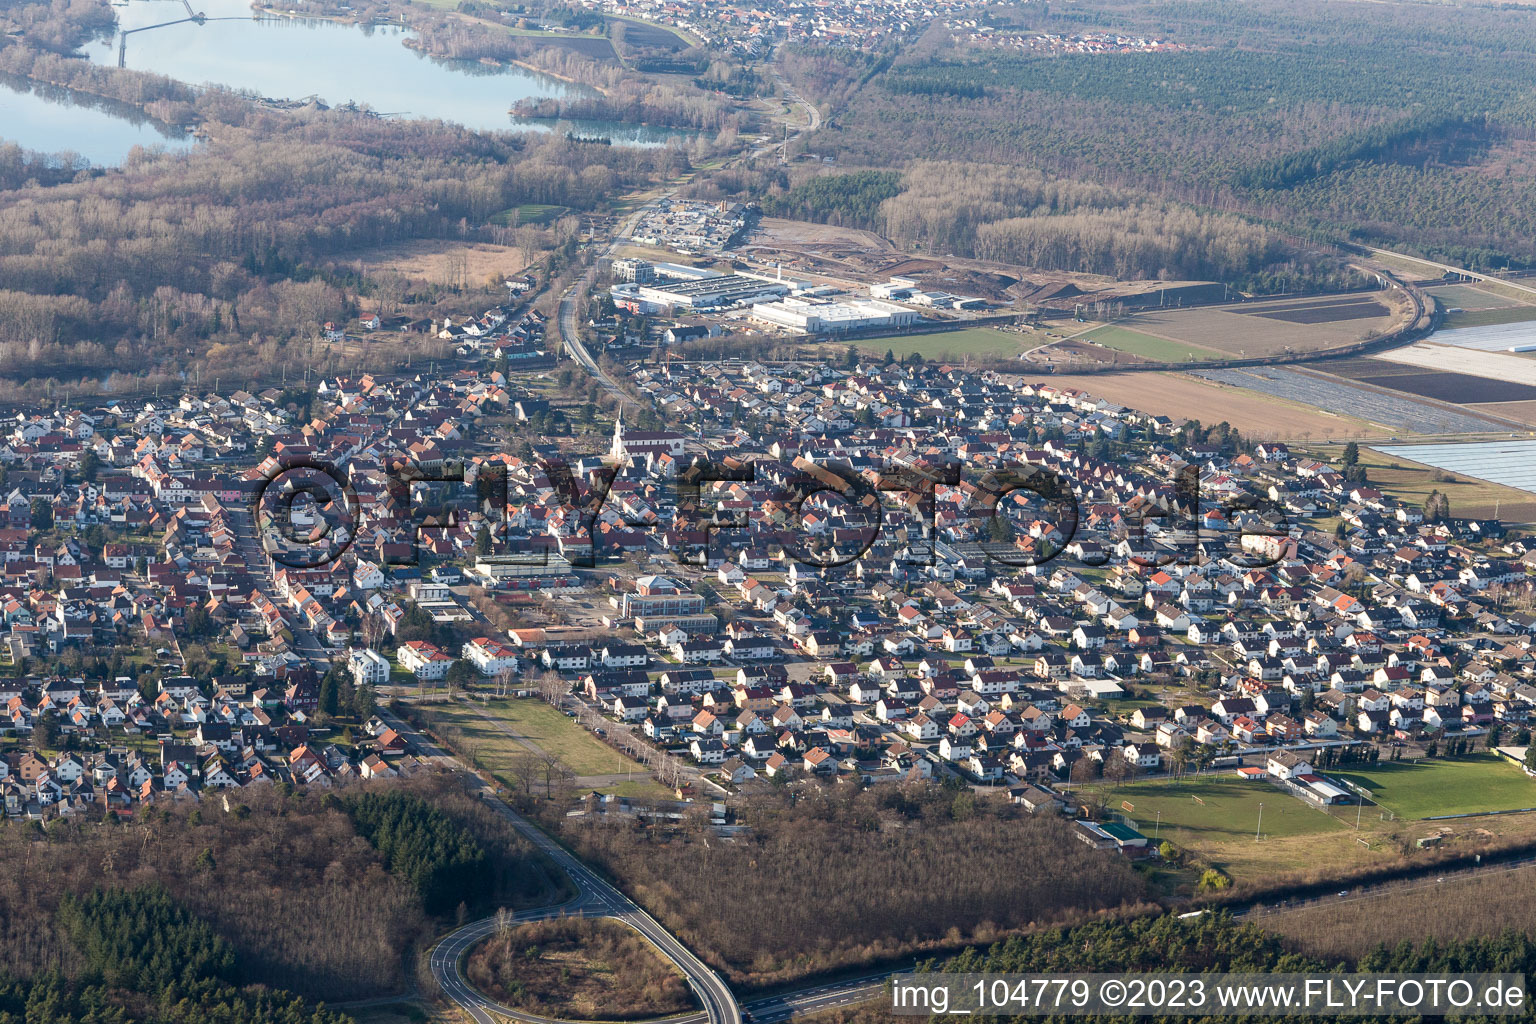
[610,260,792,312]
[749,297,921,334]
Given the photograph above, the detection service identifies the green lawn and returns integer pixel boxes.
[1333,754,1536,819]
[492,203,568,227]
[1098,776,1345,843]
[1081,324,1220,362]
[857,327,1020,360]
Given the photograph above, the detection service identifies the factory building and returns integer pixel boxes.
[610,260,792,312]
[749,298,921,334]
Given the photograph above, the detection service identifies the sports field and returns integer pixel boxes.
[1100,776,1344,843]
[858,327,1020,360]
[1332,754,1536,819]
[1080,325,1218,362]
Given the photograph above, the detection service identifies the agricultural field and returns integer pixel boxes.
[1323,356,1536,404]
[606,14,694,50]
[1332,755,1536,820]
[1095,292,1405,359]
[1241,297,1390,324]
[1040,371,1380,439]
[1372,341,1536,387]
[1197,366,1512,435]
[1428,321,1536,351]
[1375,439,1536,498]
[1425,284,1517,311]
[1078,324,1219,362]
[1442,306,1536,329]
[857,326,1022,360]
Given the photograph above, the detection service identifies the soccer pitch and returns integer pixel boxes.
[1099,776,1343,842]
[1332,754,1536,819]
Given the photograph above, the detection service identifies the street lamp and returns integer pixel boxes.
[1255,801,1264,842]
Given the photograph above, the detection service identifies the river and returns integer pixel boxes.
[0,0,694,164]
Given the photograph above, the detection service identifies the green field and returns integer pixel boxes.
[857,327,1020,360]
[1333,754,1536,819]
[1081,324,1220,362]
[419,697,645,779]
[1441,305,1536,329]
[1426,284,1521,311]
[492,203,568,227]
[1100,776,1345,843]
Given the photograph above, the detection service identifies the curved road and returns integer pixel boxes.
[380,709,741,1024]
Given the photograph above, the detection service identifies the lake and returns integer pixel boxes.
[0,0,694,164]
[0,73,196,166]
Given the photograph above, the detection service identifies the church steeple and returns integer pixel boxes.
[610,413,627,462]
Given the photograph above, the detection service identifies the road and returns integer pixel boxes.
[228,504,331,662]
[555,48,820,402]
[1371,247,1536,301]
[381,708,743,1024]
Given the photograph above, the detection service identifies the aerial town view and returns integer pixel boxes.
[3,0,1536,1020]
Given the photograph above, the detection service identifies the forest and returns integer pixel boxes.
[0,112,682,389]
[552,784,1150,987]
[748,163,1319,289]
[782,907,1536,1024]
[0,884,354,1024]
[0,776,561,1003]
[758,170,902,226]
[345,792,525,914]
[928,910,1536,1024]
[783,0,1536,270]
